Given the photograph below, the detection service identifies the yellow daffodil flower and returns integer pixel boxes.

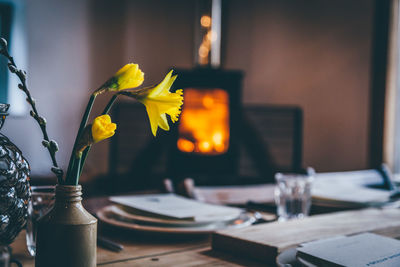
[96,63,144,95]
[74,115,116,157]
[91,114,117,143]
[114,63,144,90]
[120,70,183,136]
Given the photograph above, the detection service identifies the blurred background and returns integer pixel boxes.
[0,0,379,188]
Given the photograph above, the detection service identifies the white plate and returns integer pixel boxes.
[110,194,243,223]
[97,205,256,234]
[110,205,220,227]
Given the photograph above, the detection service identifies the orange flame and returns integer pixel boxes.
[177,88,229,155]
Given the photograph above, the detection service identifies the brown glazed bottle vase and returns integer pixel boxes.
[35,185,97,267]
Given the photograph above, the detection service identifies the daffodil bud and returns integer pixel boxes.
[91,114,117,143]
[95,63,144,95]
[74,115,117,157]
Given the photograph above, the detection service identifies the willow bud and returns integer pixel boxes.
[49,140,59,152]
[0,38,7,49]
[8,64,16,73]
[42,140,50,148]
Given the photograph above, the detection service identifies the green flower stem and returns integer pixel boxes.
[65,94,97,185]
[103,94,119,115]
[70,154,82,186]
[78,146,91,178]
[78,94,119,176]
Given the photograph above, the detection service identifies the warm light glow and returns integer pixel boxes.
[201,15,211,28]
[177,138,195,153]
[214,143,225,153]
[212,132,223,145]
[199,141,212,153]
[177,88,230,155]
[198,16,213,65]
[202,95,214,108]
[198,45,209,58]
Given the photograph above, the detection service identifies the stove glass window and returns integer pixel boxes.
[177,88,229,155]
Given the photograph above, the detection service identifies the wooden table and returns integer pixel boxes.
[11,230,266,266]
[10,197,267,267]
[13,198,400,266]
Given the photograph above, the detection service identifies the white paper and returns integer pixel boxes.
[110,194,243,222]
[312,169,391,206]
[192,184,276,205]
[313,169,383,187]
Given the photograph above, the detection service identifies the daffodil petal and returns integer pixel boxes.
[148,70,174,97]
[162,75,177,96]
[145,103,160,136]
[117,63,144,90]
[115,64,134,76]
[159,113,170,131]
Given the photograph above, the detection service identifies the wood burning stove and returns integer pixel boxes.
[166,0,245,181]
[167,67,243,180]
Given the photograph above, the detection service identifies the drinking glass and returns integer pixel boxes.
[274,172,313,221]
[26,186,55,257]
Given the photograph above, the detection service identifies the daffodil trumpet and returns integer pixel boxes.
[119,70,184,136]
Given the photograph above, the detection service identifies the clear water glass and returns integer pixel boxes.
[26,186,55,257]
[274,172,313,221]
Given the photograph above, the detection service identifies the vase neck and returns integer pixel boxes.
[55,185,82,203]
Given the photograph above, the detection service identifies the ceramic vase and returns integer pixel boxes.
[35,185,97,267]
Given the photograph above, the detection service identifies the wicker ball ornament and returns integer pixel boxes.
[0,104,31,246]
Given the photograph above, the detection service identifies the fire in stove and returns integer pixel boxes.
[177,88,230,155]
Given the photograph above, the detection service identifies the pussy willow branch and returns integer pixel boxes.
[0,38,64,184]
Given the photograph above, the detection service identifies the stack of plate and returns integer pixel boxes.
[97,205,255,234]
[96,194,255,234]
